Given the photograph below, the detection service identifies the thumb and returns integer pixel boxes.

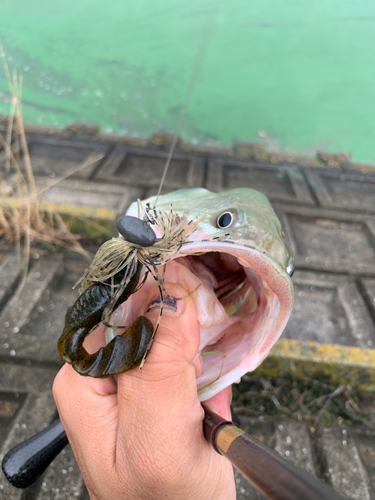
[116,282,201,416]
[143,282,201,367]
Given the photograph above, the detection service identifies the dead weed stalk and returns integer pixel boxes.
[0,43,100,299]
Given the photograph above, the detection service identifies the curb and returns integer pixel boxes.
[0,197,117,237]
[255,339,375,392]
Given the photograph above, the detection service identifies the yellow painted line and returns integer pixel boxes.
[0,197,117,220]
[0,197,118,237]
[271,339,375,367]
[41,202,118,237]
[40,201,117,221]
[255,339,375,392]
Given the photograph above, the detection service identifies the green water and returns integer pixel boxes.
[1,0,375,163]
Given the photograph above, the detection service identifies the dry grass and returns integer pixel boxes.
[232,375,374,429]
[0,43,102,299]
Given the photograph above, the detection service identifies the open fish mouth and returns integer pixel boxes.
[108,188,294,401]
[166,244,293,401]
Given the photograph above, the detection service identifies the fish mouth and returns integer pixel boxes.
[106,241,293,401]
[173,242,293,401]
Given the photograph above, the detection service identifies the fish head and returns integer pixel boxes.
[124,188,294,401]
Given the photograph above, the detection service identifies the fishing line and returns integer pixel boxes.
[154,9,217,208]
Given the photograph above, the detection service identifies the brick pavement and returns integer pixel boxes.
[0,124,374,499]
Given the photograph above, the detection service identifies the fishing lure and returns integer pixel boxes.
[57,202,199,377]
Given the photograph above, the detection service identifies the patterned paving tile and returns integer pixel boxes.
[206,158,315,205]
[284,271,375,349]
[0,254,75,366]
[322,427,371,500]
[305,168,375,213]
[35,176,143,214]
[24,135,109,180]
[276,205,375,275]
[94,144,205,190]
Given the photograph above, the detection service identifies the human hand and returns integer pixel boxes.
[53,283,236,500]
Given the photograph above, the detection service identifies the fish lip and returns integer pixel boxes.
[168,240,294,401]
[179,240,288,275]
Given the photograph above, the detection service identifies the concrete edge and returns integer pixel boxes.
[0,197,117,237]
[256,339,375,392]
[2,117,374,174]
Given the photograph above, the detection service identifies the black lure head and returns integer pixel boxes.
[116,215,157,247]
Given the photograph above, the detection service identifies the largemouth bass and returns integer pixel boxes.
[110,187,294,401]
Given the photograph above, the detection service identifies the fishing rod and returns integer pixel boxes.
[2,408,348,500]
[203,407,348,500]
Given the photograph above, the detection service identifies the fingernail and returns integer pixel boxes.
[146,294,177,313]
[143,283,188,318]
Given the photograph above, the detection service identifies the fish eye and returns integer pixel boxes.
[217,211,235,228]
